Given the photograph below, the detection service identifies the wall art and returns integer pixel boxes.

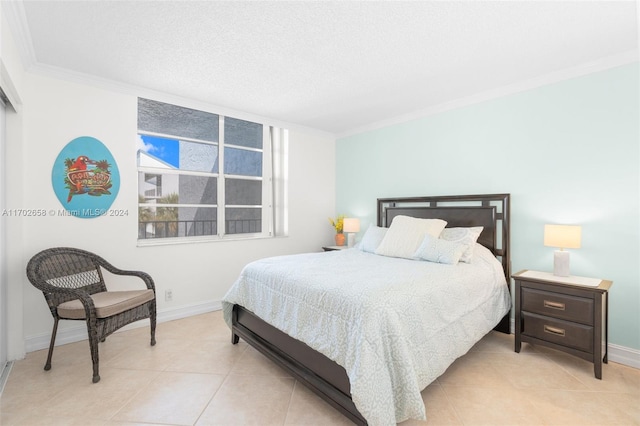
[51,136,120,218]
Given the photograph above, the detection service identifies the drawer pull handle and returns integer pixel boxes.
[544,300,566,310]
[544,325,566,337]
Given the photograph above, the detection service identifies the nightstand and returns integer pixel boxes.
[512,270,612,379]
[322,245,348,252]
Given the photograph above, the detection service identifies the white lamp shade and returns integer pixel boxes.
[544,224,581,249]
[343,218,360,233]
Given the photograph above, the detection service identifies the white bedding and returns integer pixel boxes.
[222,244,511,425]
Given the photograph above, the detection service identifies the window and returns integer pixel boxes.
[137,98,287,242]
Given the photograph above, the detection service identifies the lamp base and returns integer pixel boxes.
[553,250,570,277]
[347,232,356,248]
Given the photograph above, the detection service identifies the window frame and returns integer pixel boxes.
[137,110,275,245]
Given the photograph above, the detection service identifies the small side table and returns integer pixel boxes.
[512,270,612,379]
[322,245,348,252]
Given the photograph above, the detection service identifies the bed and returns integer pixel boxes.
[222,194,512,425]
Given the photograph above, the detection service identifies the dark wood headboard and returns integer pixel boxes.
[377,193,511,334]
[377,193,510,281]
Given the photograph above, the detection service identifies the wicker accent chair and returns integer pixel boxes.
[26,247,157,383]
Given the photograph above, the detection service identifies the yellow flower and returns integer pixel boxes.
[328,215,345,233]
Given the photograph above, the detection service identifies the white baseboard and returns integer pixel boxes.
[24,304,640,371]
[0,361,13,395]
[608,344,640,369]
[24,300,221,353]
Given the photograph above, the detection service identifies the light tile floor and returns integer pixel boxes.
[1,310,639,425]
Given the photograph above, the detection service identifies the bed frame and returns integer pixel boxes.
[231,194,511,425]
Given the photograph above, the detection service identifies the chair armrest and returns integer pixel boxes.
[95,261,156,292]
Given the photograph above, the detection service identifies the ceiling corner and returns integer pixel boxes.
[2,0,37,70]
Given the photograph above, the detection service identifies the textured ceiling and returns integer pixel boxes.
[7,1,639,135]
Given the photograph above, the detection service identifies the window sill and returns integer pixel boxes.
[136,233,279,247]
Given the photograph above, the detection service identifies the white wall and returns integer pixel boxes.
[9,71,336,355]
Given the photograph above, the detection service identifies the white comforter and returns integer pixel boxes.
[222,245,511,425]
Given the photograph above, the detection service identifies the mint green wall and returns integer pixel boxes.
[336,63,639,351]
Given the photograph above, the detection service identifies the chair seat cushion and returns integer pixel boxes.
[57,290,155,320]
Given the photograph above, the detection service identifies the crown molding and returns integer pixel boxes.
[338,49,639,139]
[2,0,37,70]
[27,61,334,140]
[2,0,333,140]
[4,0,637,141]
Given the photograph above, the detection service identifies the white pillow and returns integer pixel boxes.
[375,215,447,259]
[414,234,466,264]
[440,226,483,263]
[358,224,388,253]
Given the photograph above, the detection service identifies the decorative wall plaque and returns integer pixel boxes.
[52,136,120,218]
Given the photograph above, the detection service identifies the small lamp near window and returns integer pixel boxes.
[343,218,360,248]
[544,224,582,277]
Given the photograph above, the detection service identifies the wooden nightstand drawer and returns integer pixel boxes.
[522,312,594,353]
[522,287,594,325]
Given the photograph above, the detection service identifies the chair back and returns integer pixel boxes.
[26,247,109,315]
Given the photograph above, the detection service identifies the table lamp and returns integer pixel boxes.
[544,224,581,277]
[343,218,360,248]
